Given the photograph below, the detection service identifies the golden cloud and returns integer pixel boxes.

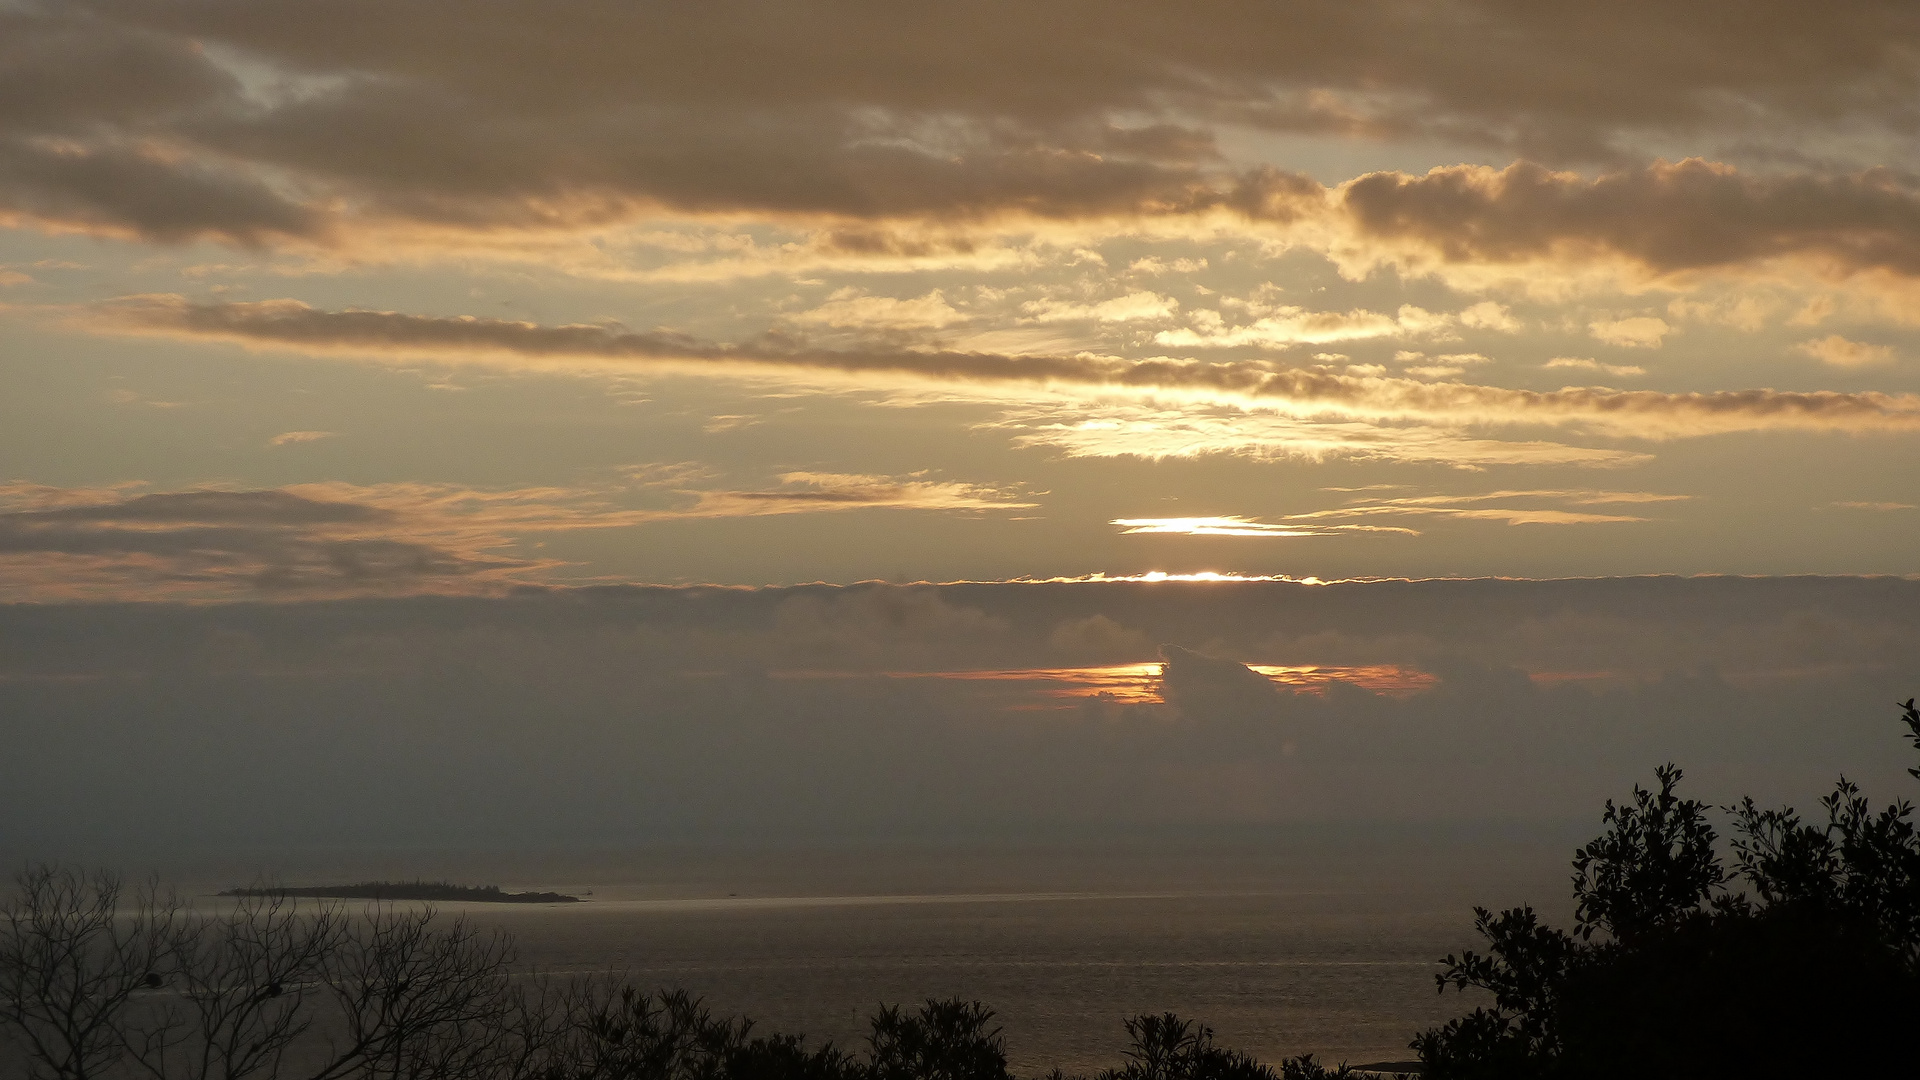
[88,296,1920,444]
[1111,489,1684,537]
[1797,334,1897,368]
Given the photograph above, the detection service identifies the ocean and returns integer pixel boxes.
[142,829,1578,1074]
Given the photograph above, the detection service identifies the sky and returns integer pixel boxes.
[3,2,1919,853]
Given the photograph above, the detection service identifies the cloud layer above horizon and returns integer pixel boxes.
[4,578,1916,852]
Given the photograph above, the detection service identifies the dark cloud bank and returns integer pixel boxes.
[3,577,1915,857]
[8,1,1920,246]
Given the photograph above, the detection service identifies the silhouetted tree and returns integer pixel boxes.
[1414,699,1920,1079]
[866,1000,1008,1080]
[1083,1013,1366,1080]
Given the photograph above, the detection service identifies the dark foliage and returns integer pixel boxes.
[866,1000,1009,1080]
[1413,699,1920,1079]
[1072,1013,1371,1080]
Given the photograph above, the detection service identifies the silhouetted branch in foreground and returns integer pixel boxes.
[0,876,1389,1080]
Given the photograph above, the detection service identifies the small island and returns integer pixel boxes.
[219,881,583,904]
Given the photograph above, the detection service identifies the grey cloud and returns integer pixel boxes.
[95,0,1920,155]
[22,489,390,526]
[1343,159,1920,280]
[5,2,1919,244]
[1158,644,1284,722]
[0,479,1036,601]
[1,577,1915,852]
[0,487,533,597]
[0,136,322,245]
[0,6,232,129]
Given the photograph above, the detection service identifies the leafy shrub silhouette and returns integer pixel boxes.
[1413,699,1920,1079]
[865,999,1009,1080]
[1081,1013,1362,1080]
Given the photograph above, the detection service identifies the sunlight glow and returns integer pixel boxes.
[770,661,1434,706]
[971,571,1331,584]
[1110,517,1419,538]
[1113,517,1322,537]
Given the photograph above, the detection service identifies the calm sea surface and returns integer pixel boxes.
[156,833,1577,1074]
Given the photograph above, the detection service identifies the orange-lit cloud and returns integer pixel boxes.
[1111,490,1687,538]
[1285,488,1685,527]
[267,429,336,446]
[772,658,1435,708]
[1797,335,1897,368]
[789,289,968,330]
[1830,500,1916,511]
[670,472,1036,519]
[1023,291,1180,323]
[1546,358,1647,378]
[1588,317,1671,348]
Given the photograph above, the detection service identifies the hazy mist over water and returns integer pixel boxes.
[109,834,1575,1072]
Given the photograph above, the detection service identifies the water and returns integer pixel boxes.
[146,832,1576,1074]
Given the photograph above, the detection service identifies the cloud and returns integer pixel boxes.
[1111,491,1684,535]
[5,2,1919,290]
[90,296,1920,442]
[995,402,1651,468]
[1831,500,1915,511]
[789,289,966,330]
[1546,358,1647,378]
[0,472,1035,601]
[1458,302,1520,331]
[1128,257,1207,275]
[1022,291,1179,323]
[1797,334,1896,367]
[621,461,721,487]
[268,429,335,445]
[0,482,555,600]
[1667,294,1774,331]
[1390,350,1495,377]
[1155,304,1488,348]
[671,472,1037,519]
[1334,160,1920,290]
[1283,489,1687,527]
[1588,316,1672,348]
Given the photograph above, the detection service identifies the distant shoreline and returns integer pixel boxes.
[218,881,583,904]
